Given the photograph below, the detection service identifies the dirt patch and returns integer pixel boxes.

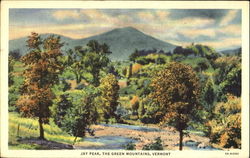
[86,124,211,150]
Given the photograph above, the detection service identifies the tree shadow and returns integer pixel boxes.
[16,137,74,150]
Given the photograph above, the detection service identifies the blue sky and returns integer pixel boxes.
[9,9,241,50]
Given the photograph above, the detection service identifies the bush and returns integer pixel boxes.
[142,137,163,150]
[124,142,136,150]
[207,95,241,148]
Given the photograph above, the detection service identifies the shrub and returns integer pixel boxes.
[142,137,163,150]
[124,142,136,150]
[207,95,241,148]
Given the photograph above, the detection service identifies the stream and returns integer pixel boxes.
[75,123,219,150]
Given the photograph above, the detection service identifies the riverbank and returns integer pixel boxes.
[75,124,214,150]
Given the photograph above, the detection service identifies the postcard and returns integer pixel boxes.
[1,1,249,158]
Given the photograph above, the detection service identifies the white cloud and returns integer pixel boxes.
[52,10,81,20]
[219,10,238,26]
[10,9,241,50]
[178,28,216,39]
[217,24,241,36]
[201,37,241,49]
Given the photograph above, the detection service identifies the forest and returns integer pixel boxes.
[8,32,241,150]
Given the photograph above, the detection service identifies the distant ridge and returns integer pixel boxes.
[9,27,177,60]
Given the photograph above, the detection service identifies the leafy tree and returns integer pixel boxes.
[138,100,146,119]
[173,46,185,56]
[202,78,215,112]
[130,95,139,116]
[51,89,98,144]
[98,74,119,123]
[129,49,140,62]
[66,40,111,86]
[142,137,163,150]
[197,60,210,71]
[214,56,241,97]
[8,56,15,86]
[150,62,200,150]
[66,46,86,84]
[17,32,64,139]
[125,142,136,150]
[9,49,21,60]
[206,95,241,148]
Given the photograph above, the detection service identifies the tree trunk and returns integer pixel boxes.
[73,136,78,145]
[179,129,183,151]
[39,117,45,140]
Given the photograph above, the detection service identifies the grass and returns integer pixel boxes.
[8,112,102,149]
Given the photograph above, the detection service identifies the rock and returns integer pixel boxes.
[197,143,206,149]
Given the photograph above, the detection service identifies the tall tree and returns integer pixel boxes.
[150,62,200,150]
[67,40,111,86]
[98,74,119,123]
[51,89,98,144]
[17,32,64,139]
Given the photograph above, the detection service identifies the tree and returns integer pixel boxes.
[129,49,140,62]
[150,62,200,150]
[206,95,241,148]
[17,32,64,139]
[98,74,119,123]
[203,78,215,111]
[8,56,15,86]
[130,96,139,116]
[9,49,21,60]
[214,56,241,97]
[66,40,111,86]
[51,89,98,144]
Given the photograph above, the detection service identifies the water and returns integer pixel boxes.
[183,140,220,150]
[81,136,137,149]
[100,123,163,132]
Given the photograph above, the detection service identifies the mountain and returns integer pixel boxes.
[9,27,177,60]
[9,34,73,56]
[219,47,241,56]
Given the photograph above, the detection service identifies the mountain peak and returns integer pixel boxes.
[119,26,139,31]
[105,26,141,35]
[10,27,177,61]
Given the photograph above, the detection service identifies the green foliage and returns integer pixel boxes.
[97,74,120,123]
[142,137,163,150]
[214,56,241,97]
[202,78,215,112]
[8,112,90,149]
[124,142,136,150]
[129,49,140,62]
[8,56,15,86]
[138,100,145,119]
[206,95,241,148]
[181,57,211,72]
[9,49,22,60]
[134,54,171,65]
[51,89,98,139]
[139,97,162,124]
[8,60,25,112]
[66,40,111,86]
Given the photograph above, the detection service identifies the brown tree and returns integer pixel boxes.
[17,32,64,139]
[150,62,200,150]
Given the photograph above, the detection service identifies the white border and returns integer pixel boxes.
[1,1,249,158]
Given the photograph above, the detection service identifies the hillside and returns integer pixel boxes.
[9,34,73,56]
[9,27,176,60]
[69,27,176,60]
[219,47,241,56]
